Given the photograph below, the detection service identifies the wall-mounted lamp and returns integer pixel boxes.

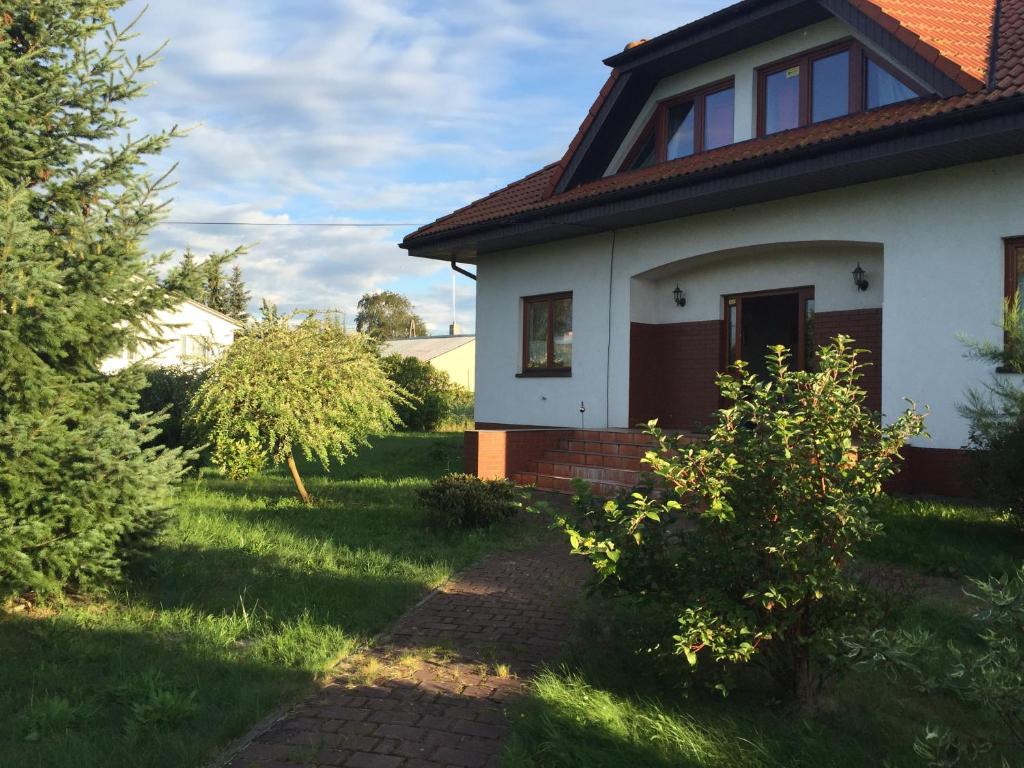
[852,263,869,292]
[673,283,687,307]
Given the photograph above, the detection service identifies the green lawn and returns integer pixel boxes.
[504,498,1024,768]
[0,433,535,768]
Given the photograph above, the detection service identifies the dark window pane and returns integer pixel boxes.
[804,298,816,370]
[666,102,695,160]
[812,51,849,122]
[627,133,657,171]
[764,66,801,134]
[727,301,738,364]
[526,301,549,369]
[866,59,917,109]
[552,298,573,368]
[704,88,735,150]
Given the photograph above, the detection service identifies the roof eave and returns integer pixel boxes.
[402,96,1024,260]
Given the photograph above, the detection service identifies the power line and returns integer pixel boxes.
[159,220,423,228]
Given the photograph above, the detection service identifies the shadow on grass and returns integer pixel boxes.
[138,544,428,633]
[0,616,308,768]
[864,498,1024,578]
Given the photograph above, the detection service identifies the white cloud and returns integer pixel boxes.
[123,0,722,335]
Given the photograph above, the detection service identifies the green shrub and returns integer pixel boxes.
[555,338,925,711]
[418,473,524,530]
[383,354,473,432]
[137,365,209,459]
[958,296,1024,524]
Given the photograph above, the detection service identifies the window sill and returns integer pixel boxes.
[516,370,572,378]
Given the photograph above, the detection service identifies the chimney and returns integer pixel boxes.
[449,323,460,337]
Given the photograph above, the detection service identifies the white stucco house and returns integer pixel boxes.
[101,297,243,373]
[401,0,1024,497]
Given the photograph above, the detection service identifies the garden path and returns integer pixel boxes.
[221,538,589,768]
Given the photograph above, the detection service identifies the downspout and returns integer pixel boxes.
[451,260,477,281]
[606,230,617,429]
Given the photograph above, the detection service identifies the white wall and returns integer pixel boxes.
[606,17,930,175]
[101,301,241,373]
[474,155,1024,449]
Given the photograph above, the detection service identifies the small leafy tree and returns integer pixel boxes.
[958,296,1024,524]
[355,291,427,339]
[382,354,472,432]
[190,306,406,503]
[556,338,925,710]
[849,566,1024,766]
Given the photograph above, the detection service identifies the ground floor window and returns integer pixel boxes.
[522,292,572,374]
[723,286,815,377]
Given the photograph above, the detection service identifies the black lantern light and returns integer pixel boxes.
[852,263,869,292]
[673,283,687,307]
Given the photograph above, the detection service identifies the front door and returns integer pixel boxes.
[724,286,815,376]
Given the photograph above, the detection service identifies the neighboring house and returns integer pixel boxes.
[402,0,1024,497]
[101,298,243,373]
[382,335,476,391]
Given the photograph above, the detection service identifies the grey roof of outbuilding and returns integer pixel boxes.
[381,335,475,362]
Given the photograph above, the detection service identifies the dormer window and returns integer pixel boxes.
[622,79,735,172]
[758,40,922,136]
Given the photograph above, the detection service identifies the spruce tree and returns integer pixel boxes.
[161,248,202,299]
[0,2,185,596]
[225,265,251,319]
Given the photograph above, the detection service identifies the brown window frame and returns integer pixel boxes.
[621,77,736,172]
[519,292,573,377]
[1006,237,1024,304]
[756,38,924,137]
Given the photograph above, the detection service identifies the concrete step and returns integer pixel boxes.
[539,449,645,472]
[512,471,632,499]
[524,460,641,487]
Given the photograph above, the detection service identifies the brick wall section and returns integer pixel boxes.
[889,447,972,497]
[466,429,574,480]
[629,323,661,425]
[813,309,883,413]
[630,320,723,430]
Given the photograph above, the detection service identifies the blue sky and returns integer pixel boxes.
[126,0,721,333]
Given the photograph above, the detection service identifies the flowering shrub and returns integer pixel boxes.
[556,338,925,710]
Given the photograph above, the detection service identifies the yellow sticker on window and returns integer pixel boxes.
[786,66,801,78]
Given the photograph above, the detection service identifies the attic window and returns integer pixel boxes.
[758,39,923,137]
[621,79,735,172]
[866,59,918,108]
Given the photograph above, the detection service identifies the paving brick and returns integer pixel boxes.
[345,752,403,768]
[430,746,491,768]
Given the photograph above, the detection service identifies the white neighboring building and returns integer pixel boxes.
[102,298,243,373]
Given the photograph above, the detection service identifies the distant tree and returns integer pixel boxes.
[355,291,427,339]
[0,1,186,596]
[162,246,249,320]
[191,306,407,503]
[225,266,251,319]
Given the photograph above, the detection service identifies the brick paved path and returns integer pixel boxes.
[223,540,589,768]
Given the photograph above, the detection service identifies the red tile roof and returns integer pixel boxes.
[853,0,996,87]
[405,0,1022,247]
